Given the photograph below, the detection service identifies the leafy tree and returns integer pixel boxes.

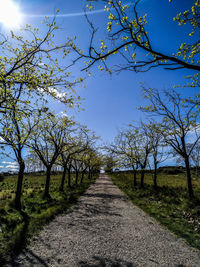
[57,126,96,190]
[108,124,152,187]
[71,155,85,185]
[75,0,199,75]
[58,146,73,191]
[135,126,151,188]
[109,128,140,186]
[0,97,40,210]
[173,141,200,176]
[56,122,76,191]
[29,112,70,198]
[87,150,102,177]
[140,87,200,198]
[141,121,167,189]
[79,151,94,183]
[59,141,86,189]
[104,154,116,173]
[25,153,45,173]
[0,16,81,113]
[0,16,83,207]
[189,142,200,175]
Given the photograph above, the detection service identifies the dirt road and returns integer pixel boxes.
[9,174,200,266]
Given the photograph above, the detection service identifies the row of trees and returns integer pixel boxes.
[1,106,102,210]
[0,0,199,209]
[0,17,102,211]
[77,0,200,200]
[107,88,200,199]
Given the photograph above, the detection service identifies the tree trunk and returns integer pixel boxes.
[15,161,25,210]
[184,156,194,199]
[195,165,198,177]
[133,169,137,186]
[153,161,158,189]
[140,169,145,188]
[75,170,79,185]
[80,171,85,184]
[67,165,72,188]
[88,168,91,179]
[59,166,67,191]
[140,153,148,188]
[44,166,51,198]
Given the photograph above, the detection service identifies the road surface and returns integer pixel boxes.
[9,174,200,266]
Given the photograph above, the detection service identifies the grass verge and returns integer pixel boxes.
[0,173,97,265]
[110,171,200,250]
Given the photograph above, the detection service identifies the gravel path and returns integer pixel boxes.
[9,174,200,266]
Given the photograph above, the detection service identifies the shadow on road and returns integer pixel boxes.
[10,248,50,266]
[79,255,136,266]
[83,193,128,201]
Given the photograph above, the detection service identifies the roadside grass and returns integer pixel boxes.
[110,170,200,250]
[0,172,97,265]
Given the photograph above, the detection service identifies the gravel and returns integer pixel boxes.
[8,174,200,266]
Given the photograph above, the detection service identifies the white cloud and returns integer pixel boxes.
[59,111,68,117]
[38,87,66,101]
[2,161,18,165]
[49,87,66,99]
[5,165,18,169]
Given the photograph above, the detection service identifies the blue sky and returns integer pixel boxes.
[0,0,198,170]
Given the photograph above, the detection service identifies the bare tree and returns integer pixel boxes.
[140,87,200,198]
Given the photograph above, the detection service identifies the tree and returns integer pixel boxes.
[79,151,94,183]
[58,145,73,191]
[104,154,116,173]
[29,112,70,198]
[71,154,85,185]
[174,141,200,176]
[140,87,200,198]
[57,126,95,190]
[0,16,81,113]
[0,16,83,207]
[0,97,40,210]
[87,150,102,177]
[74,0,199,74]
[189,142,200,176]
[109,128,140,186]
[25,153,45,173]
[135,126,151,188]
[141,121,167,189]
[56,122,75,191]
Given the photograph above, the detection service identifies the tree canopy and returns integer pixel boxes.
[73,0,200,76]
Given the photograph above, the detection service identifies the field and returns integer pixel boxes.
[0,172,96,264]
[110,169,200,250]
